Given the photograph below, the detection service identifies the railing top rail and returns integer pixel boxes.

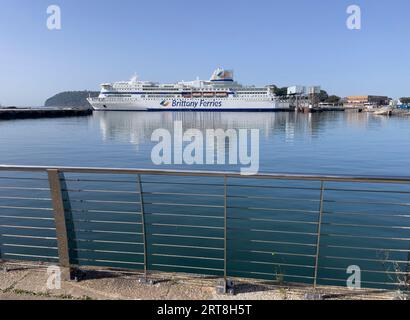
[1,164,410,184]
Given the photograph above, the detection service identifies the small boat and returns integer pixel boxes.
[374,108,392,116]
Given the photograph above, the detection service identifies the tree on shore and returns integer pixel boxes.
[269,85,341,103]
[269,85,288,97]
[318,90,329,102]
[44,91,99,107]
[326,95,341,104]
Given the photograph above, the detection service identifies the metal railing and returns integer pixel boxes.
[1,165,410,292]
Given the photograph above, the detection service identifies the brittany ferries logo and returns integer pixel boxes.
[160,100,170,107]
[160,99,223,108]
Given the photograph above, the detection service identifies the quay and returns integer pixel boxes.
[366,107,410,116]
[0,107,92,120]
[296,106,345,113]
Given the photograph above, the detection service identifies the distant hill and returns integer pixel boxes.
[45,91,99,107]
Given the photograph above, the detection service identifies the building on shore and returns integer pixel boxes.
[346,95,389,107]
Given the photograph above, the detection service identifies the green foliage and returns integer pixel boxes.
[275,87,289,97]
[326,95,341,104]
[45,91,99,107]
[268,85,343,103]
[272,252,284,284]
[400,97,410,104]
[318,90,329,102]
[269,85,288,97]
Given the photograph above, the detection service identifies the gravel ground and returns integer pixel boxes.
[0,263,401,300]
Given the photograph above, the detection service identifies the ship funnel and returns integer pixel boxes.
[210,68,234,82]
[129,73,139,83]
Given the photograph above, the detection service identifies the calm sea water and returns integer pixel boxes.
[1,111,409,175]
[1,111,410,288]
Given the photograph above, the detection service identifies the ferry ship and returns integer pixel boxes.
[88,68,286,111]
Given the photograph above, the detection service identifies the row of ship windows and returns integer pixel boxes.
[111,88,268,93]
[105,95,268,98]
[100,97,271,101]
[110,92,269,96]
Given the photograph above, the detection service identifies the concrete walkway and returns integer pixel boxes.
[0,263,399,300]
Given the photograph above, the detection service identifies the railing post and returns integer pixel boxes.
[47,169,72,281]
[217,175,234,294]
[313,180,325,288]
[137,174,153,284]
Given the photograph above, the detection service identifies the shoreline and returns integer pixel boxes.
[1,105,410,118]
[365,108,410,116]
[0,107,93,120]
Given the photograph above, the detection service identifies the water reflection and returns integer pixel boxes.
[93,110,407,175]
[96,111,370,146]
[0,109,408,175]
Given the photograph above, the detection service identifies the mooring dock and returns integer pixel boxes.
[296,106,346,113]
[0,107,92,120]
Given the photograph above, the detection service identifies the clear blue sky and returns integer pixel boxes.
[1,0,409,106]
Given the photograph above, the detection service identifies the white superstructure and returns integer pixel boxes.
[88,68,285,111]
